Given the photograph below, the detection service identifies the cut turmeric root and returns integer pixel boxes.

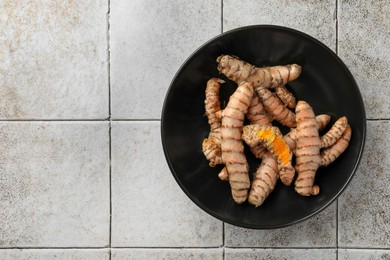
[221,81,254,204]
[242,124,295,186]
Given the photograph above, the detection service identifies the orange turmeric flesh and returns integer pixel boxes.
[257,129,290,166]
[242,125,295,185]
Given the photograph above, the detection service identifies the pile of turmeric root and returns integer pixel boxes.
[202,55,352,207]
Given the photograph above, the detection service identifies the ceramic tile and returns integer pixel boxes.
[110,0,221,119]
[225,204,336,247]
[0,249,109,260]
[225,248,336,260]
[112,248,223,260]
[0,0,109,119]
[223,0,336,50]
[338,121,390,248]
[110,122,222,247]
[0,122,110,247]
[339,0,390,119]
[339,249,390,260]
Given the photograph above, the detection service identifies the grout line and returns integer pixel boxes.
[107,0,112,259]
[107,0,112,121]
[0,119,163,122]
[221,0,223,33]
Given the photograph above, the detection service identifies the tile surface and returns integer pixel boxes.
[0,249,109,260]
[338,121,390,248]
[225,204,336,247]
[339,249,390,260]
[0,122,110,247]
[110,0,221,119]
[225,248,337,260]
[110,122,222,247]
[0,0,109,119]
[223,0,336,50]
[112,249,223,260]
[338,0,390,119]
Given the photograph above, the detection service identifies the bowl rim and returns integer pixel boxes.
[161,24,367,229]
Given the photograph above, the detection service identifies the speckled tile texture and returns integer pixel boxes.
[338,121,390,248]
[338,0,390,119]
[110,122,222,247]
[0,249,109,260]
[0,122,110,247]
[223,0,337,50]
[225,248,337,260]
[112,249,223,260]
[225,204,336,247]
[0,0,389,259]
[0,0,109,119]
[110,0,221,119]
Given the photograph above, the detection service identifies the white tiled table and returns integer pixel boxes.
[0,1,389,259]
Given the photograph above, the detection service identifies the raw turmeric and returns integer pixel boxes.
[246,95,272,158]
[320,116,348,148]
[256,87,296,128]
[284,114,331,152]
[202,78,224,167]
[248,152,279,207]
[294,101,322,196]
[321,125,352,166]
[216,55,301,89]
[275,85,297,109]
[221,81,254,204]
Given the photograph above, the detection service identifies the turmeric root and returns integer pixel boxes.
[247,95,272,126]
[202,78,224,167]
[218,166,229,181]
[284,114,332,152]
[221,81,254,204]
[216,55,301,89]
[275,85,297,109]
[242,124,295,186]
[248,152,279,207]
[320,116,348,148]
[256,87,296,128]
[321,125,352,166]
[246,95,272,158]
[294,101,322,196]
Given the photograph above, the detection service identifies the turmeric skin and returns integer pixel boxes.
[248,152,279,207]
[321,125,352,166]
[275,85,296,109]
[256,87,296,128]
[221,81,254,204]
[320,116,348,148]
[202,78,224,167]
[294,101,322,196]
[246,95,272,159]
[216,55,301,89]
[284,114,332,152]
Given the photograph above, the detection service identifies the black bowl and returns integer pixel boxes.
[161,25,366,229]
